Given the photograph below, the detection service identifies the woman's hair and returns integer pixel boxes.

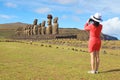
[93,21,99,27]
[89,18,99,27]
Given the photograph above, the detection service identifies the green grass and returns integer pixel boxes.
[0,41,120,80]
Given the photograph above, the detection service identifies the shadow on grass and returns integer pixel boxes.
[101,69,120,73]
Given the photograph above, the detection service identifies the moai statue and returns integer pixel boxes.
[41,21,46,35]
[25,25,28,36]
[46,14,52,34]
[16,27,23,36]
[33,25,38,35]
[33,19,38,25]
[33,19,38,35]
[30,25,34,35]
[38,23,41,35]
[28,25,32,35]
[28,25,31,36]
[23,27,27,36]
[26,25,30,36]
[52,17,59,34]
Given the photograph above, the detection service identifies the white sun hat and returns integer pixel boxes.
[90,13,103,23]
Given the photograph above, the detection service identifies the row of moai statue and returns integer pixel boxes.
[19,14,59,36]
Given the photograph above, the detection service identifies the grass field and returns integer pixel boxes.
[0,40,120,80]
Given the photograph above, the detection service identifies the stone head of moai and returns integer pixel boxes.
[47,14,53,19]
[38,23,41,27]
[47,14,53,25]
[53,17,58,23]
[41,21,46,27]
[33,19,38,25]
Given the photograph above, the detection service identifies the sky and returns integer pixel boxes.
[0,0,120,39]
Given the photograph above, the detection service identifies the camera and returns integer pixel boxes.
[88,18,94,24]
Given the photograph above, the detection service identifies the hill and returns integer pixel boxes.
[59,28,118,40]
[0,22,28,39]
[0,22,28,29]
[0,22,118,40]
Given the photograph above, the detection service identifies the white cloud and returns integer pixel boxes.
[3,0,120,16]
[5,2,17,8]
[72,16,80,22]
[61,15,80,23]
[75,9,82,14]
[2,0,120,14]
[73,0,120,15]
[102,17,120,39]
[52,0,77,4]
[35,7,51,14]
[61,15,68,19]
[0,14,11,19]
[101,0,120,14]
[0,14,17,19]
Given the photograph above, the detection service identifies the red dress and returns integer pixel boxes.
[84,23,102,53]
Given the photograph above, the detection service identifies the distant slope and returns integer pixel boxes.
[0,29,15,39]
[0,22,28,39]
[59,28,80,35]
[102,34,118,40]
[59,28,118,40]
[0,22,28,29]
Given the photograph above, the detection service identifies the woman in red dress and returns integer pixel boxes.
[84,13,103,74]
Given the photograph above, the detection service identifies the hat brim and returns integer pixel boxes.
[90,16,102,23]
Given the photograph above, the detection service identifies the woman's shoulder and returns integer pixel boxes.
[99,24,103,27]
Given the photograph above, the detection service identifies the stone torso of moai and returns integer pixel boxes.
[24,25,31,36]
[46,14,52,35]
[53,17,59,34]
[26,25,30,36]
[16,27,24,36]
[23,26,27,36]
[41,21,46,35]
[38,23,41,35]
[28,25,32,36]
[33,19,38,35]
[29,25,32,35]
[30,25,34,35]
